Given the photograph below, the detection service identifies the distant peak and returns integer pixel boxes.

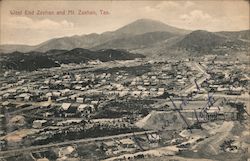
[133,18,161,22]
[115,18,189,35]
[129,18,166,25]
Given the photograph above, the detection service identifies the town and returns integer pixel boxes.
[0,54,249,161]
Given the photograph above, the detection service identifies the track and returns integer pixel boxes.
[0,130,156,158]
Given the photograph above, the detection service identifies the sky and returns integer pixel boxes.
[0,0,249,45]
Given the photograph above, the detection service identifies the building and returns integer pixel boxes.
[33,120,47,128]
[78,104,94,114]
[119,138,135,148]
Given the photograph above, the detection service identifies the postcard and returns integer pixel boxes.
[0,0,249,161]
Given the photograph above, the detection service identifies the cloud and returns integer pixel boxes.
[145,1,194,12]
[180,10,212,22]
[155,1,180,9]
[1,16,76,45]
[185,1,195,8]
[3,16,74,30]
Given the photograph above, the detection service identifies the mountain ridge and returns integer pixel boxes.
[0,18,189,53]
[0,48,145,71]
[0,19,249,55]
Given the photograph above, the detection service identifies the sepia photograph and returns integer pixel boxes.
[0,0,249,161]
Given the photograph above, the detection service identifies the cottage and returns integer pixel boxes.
[119,138,135,148]
[91,101,99,105]
[56,97,68,102]
[33,120,47,128]
[102,141,117,155]
[61,103,71,111]
[61,103,77,113]
[76,97,84,103]
[52,91,61,97]
[78,104,94,114]
[148,133,160,142]
[37,158,49,161]
[57,119,82,126]
[15,93,31,101]
[131,91,141,97]
[59,146,75,157]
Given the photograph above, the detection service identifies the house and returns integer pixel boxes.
[57,119,82,126]
[119,138,135,148]
[61,103,71,111]
[157,88,165,96]
[223,107,238,120]
[131,91,141,97]
[15,93,31,101]
[52,91,61,97]
[56,97,68,102]
[45,92,52,98]
[119,90,128,97]
[147,133,160,147]
[2,101,10,106]
[76,97,84,103]
[36,158,49,161]
[61,89,71,95]
[78,104,94,114]
[141,91,150,98]
[91,101,99,106]
[147,133,160,142]
[61,103,78,113]
[59,146,75,157]
[33,120,47,128]
[101,141,117,155]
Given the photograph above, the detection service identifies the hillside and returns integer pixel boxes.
[0,48,145,71]
[93,31,178,50]
[172,30,249,53]
[217,30,250,41]
[114,19,189,35]
[1,19,249,56]
[135,111,193,130]
[0,19,188,53]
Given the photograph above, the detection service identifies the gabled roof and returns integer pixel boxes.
[61,103,71,110]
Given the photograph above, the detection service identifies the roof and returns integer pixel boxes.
[2,101,10,106]
[59,146,75,156]
[148,133,160,140]
[119,138,134,145]
[40,102,51,107]
[37,158,49,161]
[206,106,222,113]
[78,104,90,110]
[103,141,116,147]
[33,120,47,124]
[61,103,71,110]
[17,93,31,98]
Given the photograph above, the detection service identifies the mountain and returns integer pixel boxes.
[0,48,145,71]
[172,30,249,53]
[0,19,188,53]
[217,30,250,41]
[0,51,58,71]
[52,48,145,64]
[93,31,178,50]
[0,19,248,56]
[113,19,189,35]
[0,44,35,53]
[130,30,249,57]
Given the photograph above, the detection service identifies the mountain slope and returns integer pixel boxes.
[0,19,189,53]
[0,44,35,53]
[172,30,249,53]
[93,31,178,50]
[0,48,145,71]
[217,30,250,41]
[114,19,189,35]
